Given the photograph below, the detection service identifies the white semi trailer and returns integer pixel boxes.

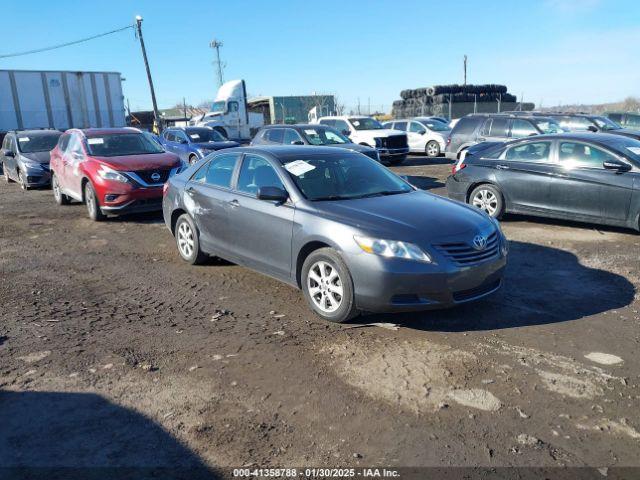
[0,69,126,134]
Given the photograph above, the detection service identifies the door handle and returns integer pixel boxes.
[496,164,510,170]
[228,199,240,208]
[185,186,196,195]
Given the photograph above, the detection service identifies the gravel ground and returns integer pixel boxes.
[1,155,639,479]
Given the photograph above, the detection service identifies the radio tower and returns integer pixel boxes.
[209,39,225,87]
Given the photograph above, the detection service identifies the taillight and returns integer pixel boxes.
[163,182,169,196]
[452,162,466,174]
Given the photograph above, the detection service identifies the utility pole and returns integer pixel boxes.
[183,97,187,124]
[135,16,161,132]
[463,55,468,86]
[210,39,225,87]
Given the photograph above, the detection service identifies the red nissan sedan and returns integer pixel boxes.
[49,128,182,220]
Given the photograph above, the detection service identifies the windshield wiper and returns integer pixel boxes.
[354,190,409,199]
[312,195,352,201]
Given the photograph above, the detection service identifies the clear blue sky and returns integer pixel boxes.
[2,0,638,111]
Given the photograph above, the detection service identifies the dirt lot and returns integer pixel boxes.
[1,156,639,479]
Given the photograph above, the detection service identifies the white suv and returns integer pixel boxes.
[315,116,409,165]
[383,117,451,157]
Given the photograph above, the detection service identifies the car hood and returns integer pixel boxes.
[94,152,181,171]
[313,190,495,240]
[610,128,640,139]
[364,129,406,138]
[194,141,240,150]
[21,151,52,164]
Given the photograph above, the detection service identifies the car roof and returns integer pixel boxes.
[13,129,62,136]
[220,145,361,160]
[261,124,325,129]
[529,132,632,143]
[74,127,141,136]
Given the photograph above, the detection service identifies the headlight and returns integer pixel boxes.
[354,235,432,263]
[97,166,129,183]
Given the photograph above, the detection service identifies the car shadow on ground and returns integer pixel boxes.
[501,213,637,235]
[363,240,636,332]
[402,175,445,191]
[0,390,219,480]
[401,155,453,167]
[105,211,165,225]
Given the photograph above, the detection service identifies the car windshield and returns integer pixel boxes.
[533,119,566,134]
[85,133,165,157]
[17,133,61,153]
[185,128,225,142]
[593,116,621,131]
[418,120,450,132]
[349,117,383,130]
[281,154,412,201]
[210,101,225,113]
[302,127,349,145]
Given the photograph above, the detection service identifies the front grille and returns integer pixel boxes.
[382,135,408,149]
[134,168,171,184]
[433,231,499,266]
[453,279,501,302]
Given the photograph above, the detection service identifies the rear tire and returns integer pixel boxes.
[301,248,359,323]
[425,140,441,157]
[469,184,504,219]
[52,173,69,205]
[84,181,105,221]
[175,214,208,265]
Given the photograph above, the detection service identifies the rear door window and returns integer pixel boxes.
[505,141,552,162]
[394,121,407,131]
[510,119,537,138]
[489,118,509,137]
[452,117,480,135]
[197,154,239,187]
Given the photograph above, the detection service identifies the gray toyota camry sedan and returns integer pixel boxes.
[162,146,507,323]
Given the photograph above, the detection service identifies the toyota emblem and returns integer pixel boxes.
[151,172,161,182]
[472,234,488,251]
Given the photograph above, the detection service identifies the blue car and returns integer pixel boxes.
[160,126,240,165]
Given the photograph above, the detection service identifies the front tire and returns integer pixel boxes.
[425,140,441,157]
[52,173,69,205]
[84,181,105,221]
[18,170,28,190]
[301,248,358,323]
[469,184,504,219]
[188,154,198,166]
[175,214,207,265]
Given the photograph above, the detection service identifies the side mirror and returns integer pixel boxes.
[603,159,631,172]
[3,149,15,157]
[342,129,350,137]
[587,125,598,133]
[257,186,288,203]
[291,140,304,145]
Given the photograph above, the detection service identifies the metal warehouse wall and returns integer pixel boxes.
[269,95,335,124]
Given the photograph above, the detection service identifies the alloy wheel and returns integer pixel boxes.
[85,184,96,217]
[472,189,498,216]
[177,221,195,258]
[307,261,343,313]
[426,141,440,157]
[18,171,27,190]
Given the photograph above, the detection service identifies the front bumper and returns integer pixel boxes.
[21,164,51,187]
[347,250,507,313]
[378,147,409,158]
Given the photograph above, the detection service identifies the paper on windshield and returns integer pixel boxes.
[352,120,360,127]
[18,137,29,142]
[190,134,200,140]
[304,129,317,135]
[626,147,640,155]
[284,160,315,176]
[87,138,104,145]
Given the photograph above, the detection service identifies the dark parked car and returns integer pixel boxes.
[510,112,640,140]
[446,133,640,231]
[160,126,239,165]
[444,114,565,160]
[1,129,62,189]
[251,124,380,162]
[163,146,507,323]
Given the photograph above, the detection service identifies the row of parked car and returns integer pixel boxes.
[1,111,638,322]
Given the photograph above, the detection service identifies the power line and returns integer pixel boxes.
[0,24,134,59]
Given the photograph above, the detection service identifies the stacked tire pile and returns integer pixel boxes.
[392,84,526,119]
